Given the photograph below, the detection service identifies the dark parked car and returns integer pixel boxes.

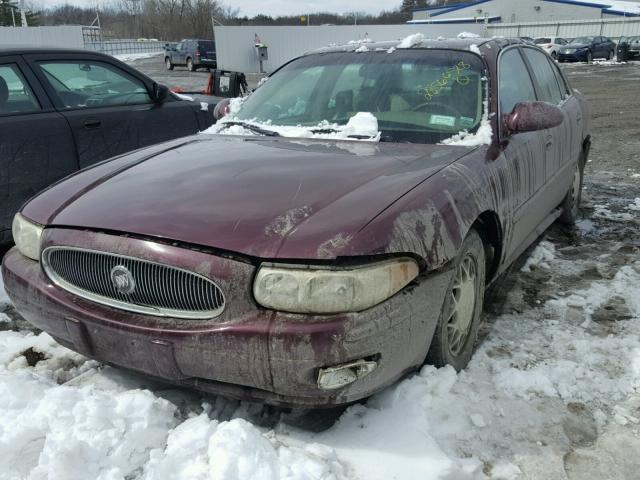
[0,48,214,244]
[558,36,616,62]
[3,38,590,407]
[617,36,640,61]
[165,39,217,71]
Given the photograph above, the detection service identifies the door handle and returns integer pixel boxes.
[83,119,101,129]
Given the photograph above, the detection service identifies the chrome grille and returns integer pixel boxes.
[42,247,225,319]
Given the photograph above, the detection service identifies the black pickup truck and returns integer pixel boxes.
[0,47,214,244]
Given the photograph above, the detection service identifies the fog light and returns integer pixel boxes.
[317,359,378,390]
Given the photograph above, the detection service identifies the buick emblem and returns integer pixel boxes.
[110,265,136,295]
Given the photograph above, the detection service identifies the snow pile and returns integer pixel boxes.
[626,198,640,211]
[458,32,481,39]
[521,241,556,272]
[355,45,369,53]
[205,112,382,142]
[144,415,348,480]
[441,98,493,147]
[113,52,163,63]
[593,203,636,221]
[397,33,425,49]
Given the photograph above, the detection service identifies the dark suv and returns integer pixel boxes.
[165,39,217,71]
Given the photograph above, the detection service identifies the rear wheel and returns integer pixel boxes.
[426,229,486,371]
[165,57,173,70]
[559,154,585,225]
[187,57,195,72]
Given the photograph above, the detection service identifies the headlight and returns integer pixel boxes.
[253,258,419,314]
[12,213,44,261]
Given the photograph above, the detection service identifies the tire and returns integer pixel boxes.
[559,154,585,225]
[187,57,195,72]
[551,51,558,60]
[425,229,486,371]
[587,51,593,63]
[165,57,173,70]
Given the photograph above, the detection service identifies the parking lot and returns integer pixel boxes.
[1,56,639,479]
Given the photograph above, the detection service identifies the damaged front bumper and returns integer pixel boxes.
[1,229,452,407]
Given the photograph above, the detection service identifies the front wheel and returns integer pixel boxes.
[165,57,174,70]
[587,51,593,63]
[559,155,585,225]
[187,57,195,72]
[426,229,486,371]
[551,51,558,60]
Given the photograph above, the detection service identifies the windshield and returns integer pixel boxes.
[571,37,593,44]
[535,38,551,44]
[232,50,485,144]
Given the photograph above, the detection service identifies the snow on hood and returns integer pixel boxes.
[397,33,425,49]
[204,112,382,142]
[458,32,480,39]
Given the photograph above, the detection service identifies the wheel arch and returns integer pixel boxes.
[469,210,503,283]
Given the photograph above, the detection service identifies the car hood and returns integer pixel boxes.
[566,43,590,49]
[24,135,474,259]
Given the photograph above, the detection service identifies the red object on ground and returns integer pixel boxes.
[204,73,214,95]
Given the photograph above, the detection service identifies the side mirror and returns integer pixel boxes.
[153,83,170,104]
[505,101,564,134]
[213,98,231,121]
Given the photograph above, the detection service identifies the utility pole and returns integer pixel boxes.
[20,0,27,26]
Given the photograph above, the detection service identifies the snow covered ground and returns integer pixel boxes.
[1,169,639,480]
[112,52,163,63]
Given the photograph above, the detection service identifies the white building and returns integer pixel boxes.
[409,0,640,24]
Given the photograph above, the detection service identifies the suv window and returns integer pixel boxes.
[498,48,536,115]
[522,48,564,105]
[0,64,40,115]
[38,61,151,109]
[198,41,215,51]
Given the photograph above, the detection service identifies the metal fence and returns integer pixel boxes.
[0,26,84,48]
[84,39,167,56]
[487,18,640,40]
[214,24,486,73]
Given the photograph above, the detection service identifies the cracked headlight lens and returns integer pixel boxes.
[12,213,44,261]
[253,258,419,314]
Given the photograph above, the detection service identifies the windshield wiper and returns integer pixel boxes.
[309,127,376,140]
[218,121,280,137]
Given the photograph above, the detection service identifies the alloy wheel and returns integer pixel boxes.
[446,254,478,357]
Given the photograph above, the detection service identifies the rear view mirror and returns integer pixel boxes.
[505,101,564,133]
[213,98,231,121]
[153,83,170,103]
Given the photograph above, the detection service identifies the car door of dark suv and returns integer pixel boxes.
[0,56,77,243]
[25,53,201,168]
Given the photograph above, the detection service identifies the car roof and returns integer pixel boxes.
[305,37,523,55]
[0,46,114,57]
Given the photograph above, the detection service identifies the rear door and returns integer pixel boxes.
[521,47,572,211]
[25,53,200,168]
[198,40,217,68]
[0,56,77,241]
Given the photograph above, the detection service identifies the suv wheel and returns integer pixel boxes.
[187,57,195,72]
[165,57,174,70]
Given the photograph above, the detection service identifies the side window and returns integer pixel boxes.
[549,58,570,98]
[498,48,537,115]
[522,48,563,105]
[0,63,41,115]
[176,42,184,51]
[558,38,567,45]
[38,61,152,109]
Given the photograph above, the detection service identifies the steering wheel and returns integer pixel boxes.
[411,101,462,118]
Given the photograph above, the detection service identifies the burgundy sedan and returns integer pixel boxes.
[2,38,589,407]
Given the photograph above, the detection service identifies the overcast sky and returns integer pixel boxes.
[29,0,401,17]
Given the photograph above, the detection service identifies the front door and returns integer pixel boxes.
[0,57,77,241]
